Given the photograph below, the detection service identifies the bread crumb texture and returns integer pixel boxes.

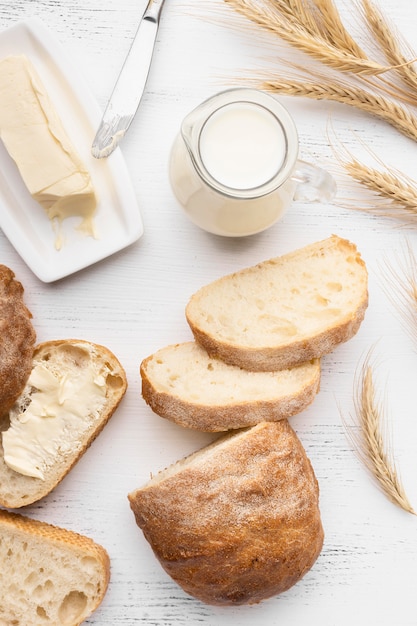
[186,235,368,370]
[141,342,320,430]
[0,510,110,625]
[0,339,127,508]
[129,421,324,606]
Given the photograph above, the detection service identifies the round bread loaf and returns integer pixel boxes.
[0,265,36,415]
[128,420,324,606]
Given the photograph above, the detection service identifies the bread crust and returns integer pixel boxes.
[140,344,321,431]
[190,304,367,371]
[186,235,368,371]
[129,421,324,606]
[0,265,36,414]
[0,509,110,625]
[0,339,127,508]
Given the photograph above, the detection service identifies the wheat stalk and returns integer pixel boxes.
[261,76,417,142]
[361,0,417,94]
[380,241,417,344]
[223,0,391,75]
[313,0,368,58]
[223,0,417,109]
[341,158,417,220]
[346,352,415,515]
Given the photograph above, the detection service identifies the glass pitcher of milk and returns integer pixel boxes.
[169,88,336,237]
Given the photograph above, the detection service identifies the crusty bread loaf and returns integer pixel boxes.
[128,420,324,606]
[0,339,127,508]
[141,341,320,431]
[186,235,368,371]
[0,265,36,415]
[0,509,110,625]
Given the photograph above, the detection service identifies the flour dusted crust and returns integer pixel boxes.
[0,339,127,508]
[185,235,368,371]
[0,509,110,625]
[0,265,36,415]
[128,421,324,606]
[141,341,321,431]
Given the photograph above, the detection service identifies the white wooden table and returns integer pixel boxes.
[0,1,416,624]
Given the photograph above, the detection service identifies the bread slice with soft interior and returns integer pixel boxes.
[0,339,127,508]
[186,235,368,371]
[128,420,324,606]
[0,509,110,625]
[141,341,320,431]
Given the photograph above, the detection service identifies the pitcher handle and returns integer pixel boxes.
[291,159,337,203]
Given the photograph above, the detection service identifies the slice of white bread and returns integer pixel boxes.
[0,509,110,625]
[140,341,320,431]
[186,235,368,371]
[0,339,127,508]
[128,420,324,606]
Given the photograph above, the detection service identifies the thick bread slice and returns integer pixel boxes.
[0,509,110,625]
[0,265,36,415]
[128,421,324,606]
[141,341,320,431]
[0,339,127,508]
[186,235,368,371]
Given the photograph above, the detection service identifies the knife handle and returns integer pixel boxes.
[144,0,166,22]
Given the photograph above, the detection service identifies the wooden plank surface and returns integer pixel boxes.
[0,1,416,624]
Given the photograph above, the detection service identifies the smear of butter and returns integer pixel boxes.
[0,55,97,249]
[2,359,108,480]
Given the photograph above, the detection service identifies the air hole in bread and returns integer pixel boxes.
[326,281,342,292]
[81,556,100,573]
[105,372,125,390]
[58,590,88,624]
[33,579,54,601]
[36,605,48,619]
[315,295,329,306]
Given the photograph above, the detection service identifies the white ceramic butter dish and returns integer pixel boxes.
[0,17,143,282]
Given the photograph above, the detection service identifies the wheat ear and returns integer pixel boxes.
[262,77,417,142]
[380,241,417,345]
[223,0,391,75]
[346,352,415,515]
[361,0,417,95]
[312,0,368,58]
[341,159,417,220]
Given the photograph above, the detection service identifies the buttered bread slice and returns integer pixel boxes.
[0,339,127,508]
[141,341,320,431]
[186,235,368,371]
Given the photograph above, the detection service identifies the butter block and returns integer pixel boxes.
[0,55,97,244]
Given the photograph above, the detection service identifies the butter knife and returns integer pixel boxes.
[92,0,166,158]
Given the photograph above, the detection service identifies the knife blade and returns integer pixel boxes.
[92,0,166,158]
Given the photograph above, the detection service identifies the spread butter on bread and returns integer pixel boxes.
[186,235,368,371]
[0,339,127,508]
[0,509,109,625]
[128,420,324,606]
[141,341,320,431]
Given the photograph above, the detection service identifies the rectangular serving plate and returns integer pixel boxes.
[0,17,144,282]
